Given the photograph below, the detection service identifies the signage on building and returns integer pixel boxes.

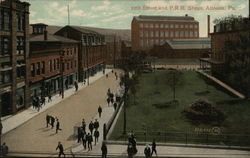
[17,81,25,88]
[0,86,11,94]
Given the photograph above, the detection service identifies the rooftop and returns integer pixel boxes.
[134,15,198,23]
[30,34,78,43]
[159,38,211,49]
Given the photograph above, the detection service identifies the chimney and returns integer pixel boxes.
[207,15,210,37]
[185,14,188,17]
[44,30,48,41]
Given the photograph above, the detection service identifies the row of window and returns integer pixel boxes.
[0,36,25,56]
[0,9,25,31]
[140,30,198,38]
[82,35,105,45]
[64,48,75,56]
[0,65,25,84]
[139,23,198,29]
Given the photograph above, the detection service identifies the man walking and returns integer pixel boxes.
[48,94,52,102]
[46,114,50,128]
[101,142,107,158]
[93,119,99,130]
[88,121,94,135]
[151,139,157,156]
[94,129,99,145]
[51,116,55,129]
[98,106,102,118]
[86,133,93,151]
[82,131,87,150]
[144,144,151,158]
[56,142,66,157]
[56,119,62,133]
[82,119,86,132]
[77,127,83,143]
[74,81,78,91]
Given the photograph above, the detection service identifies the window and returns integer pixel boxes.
[0,37,10,56]
[57,59,59,69]
[54,59,56,70]
[41,61,45,74]
[194,31,198,37]
[37,62,40,75]
[67,62,69,70]
[185,31,189,37]
[140,40,143,47]
[175,24,179,28]
[185,24,188,28]
[17,13,24,31]
[180,31,184,37]
[150,31,154,37]
[150,24,153,28]
[75,60,77,67]
[155,24,159,28]
[67,49,69,55]
[190,31,194,37]
[170,24,174,28]
[160,24,164,28]
[180,24,184,28]
[150,39,154,46]
[165,24,169,28]
[170,31,174,37]
[0,9,10,30]
[145,23,148,28]
[31,64,35,77]
[49,60,52,72]
[0,70,11,84]
[155,31,159,37]
[144,31,148,37]
[155,39,159,44]
[160,31,164,37]
[194,24,198,28]
[165,31,169,37]
[17,37,24,55]
[145,39,149,46]
[139,23,143,28]
[190,24,193,29]
[175,31,179,37]
[71,61,73,69]
[140,30,143,37]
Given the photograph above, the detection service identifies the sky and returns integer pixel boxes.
[23,0,249,37]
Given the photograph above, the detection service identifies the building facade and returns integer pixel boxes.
[55,26,106,83]
[0,0,30,115]
[29,24,78,101]
[132,15,199,51]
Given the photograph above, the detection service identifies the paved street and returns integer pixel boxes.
[2,69,121,157]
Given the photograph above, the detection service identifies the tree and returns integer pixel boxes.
[118,51,146,134]
[165,70,184,101]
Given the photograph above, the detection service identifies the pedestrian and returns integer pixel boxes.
[82,119,86,132]
[46,114,50,128]
[107,98,110,106]
[48,94,52,102]
[106,74,108,78]
[151,139,157,156]
[111,69,114,73]
[110,97,114,104]
[144,144,151,158]
[101,142,107,158]
[82,131,87,150]
[83,79,86,85]
[113,102,117,110]
[127,143,134,158]
[56,119,62,133]
[1,142,9,157]
[94,129,99,145]
[98,106,102,118]
[86,133,93,151]
[56,141,66,157]
[103,69,105,74]
[93,119,99,130]
[88,121,94,135]
[51,116,55,129]
[74,81,78,91]
[115,74,118,80]
[41,96,46,106]
[77,127,83,143]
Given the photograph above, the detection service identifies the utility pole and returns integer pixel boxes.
[60,51,64,99]
[113,34,116,68]
[67,5,70,25]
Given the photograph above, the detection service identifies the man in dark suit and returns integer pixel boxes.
[144,144,151,158]
[56,142,65,157]
[88,121,94,135]
[86,133,93,151]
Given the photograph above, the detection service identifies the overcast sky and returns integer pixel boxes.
[23,0,249,37]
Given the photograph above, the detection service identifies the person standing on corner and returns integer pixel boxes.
[151,139,157,156]
[98,106,102,118]
[56,142,66,157]
[89,121,94,135]
[56,118,62,133]
[144,144,151,158]
[94,119,99,130]
[86,133,93,151]
[46,114,50,128]
[94,129,100,145]
[101,142,107,158]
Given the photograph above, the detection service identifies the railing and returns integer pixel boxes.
[110,130,250,147]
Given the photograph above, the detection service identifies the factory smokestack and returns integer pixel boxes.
[207,15,210,37]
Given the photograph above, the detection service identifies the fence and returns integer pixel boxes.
[111,130,250,147]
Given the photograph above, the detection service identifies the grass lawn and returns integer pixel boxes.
[109,71,250,146]
[155,58,199,65]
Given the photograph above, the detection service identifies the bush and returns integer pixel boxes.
[183,99,225,124]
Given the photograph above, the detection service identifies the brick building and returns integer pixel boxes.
[151,38,211,59]
[132,15,199,51]
[29,24,79,100]
[55,26,106,83]
[0,0,30,115]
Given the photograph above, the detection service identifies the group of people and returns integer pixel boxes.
[32,94,52,112]
[144,140,157,158]
[77,118,100,151]
[46,114,62,133]
[106,88,120,111]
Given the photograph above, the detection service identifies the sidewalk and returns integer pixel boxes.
[1,69,112,135]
